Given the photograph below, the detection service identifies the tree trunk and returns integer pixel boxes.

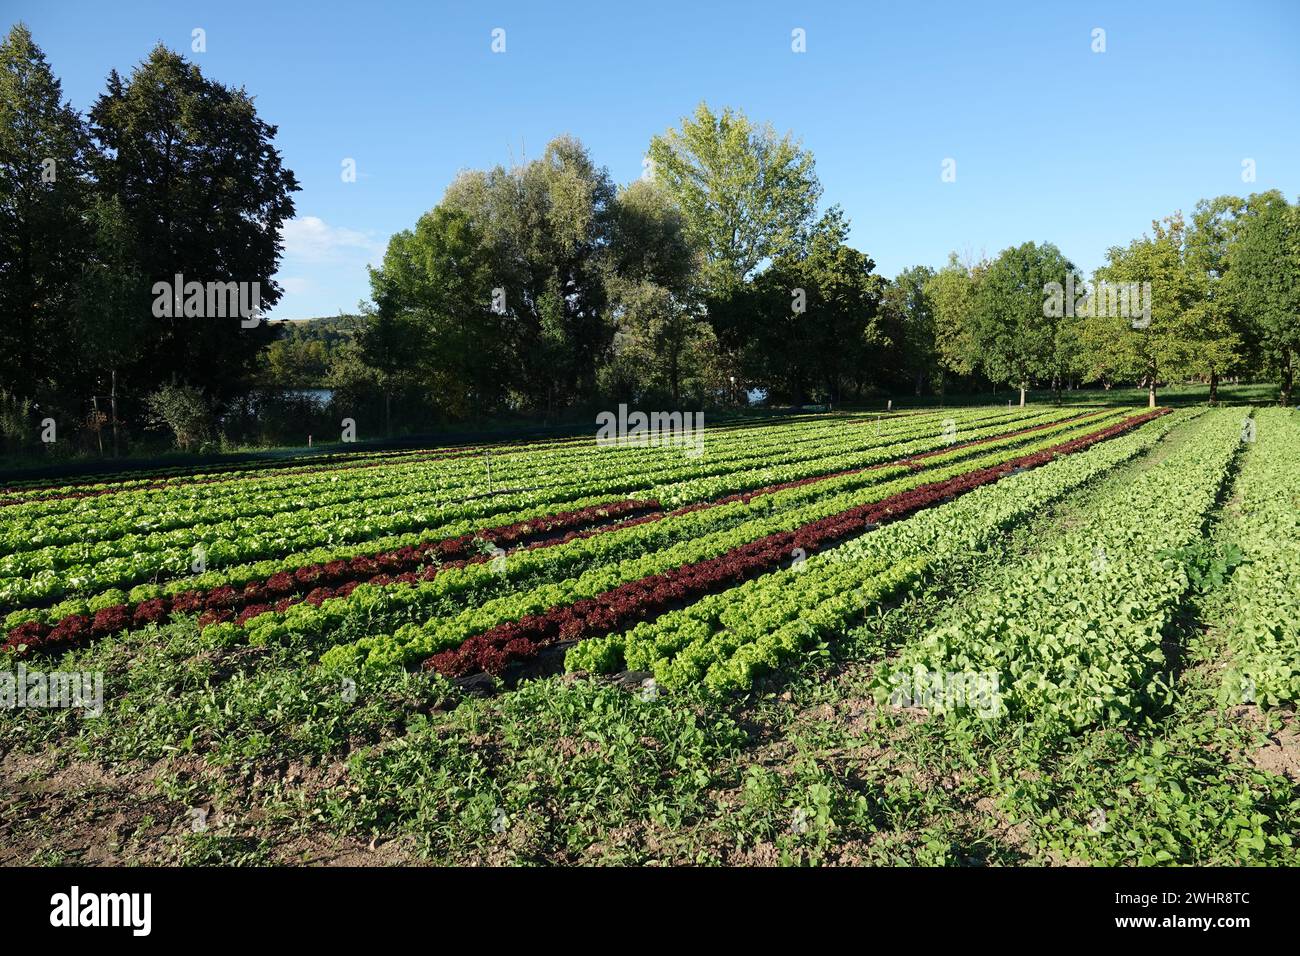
[110,369,119,457]
[1148,379,1157,408]
[92,395,103,456]
[1019,384,1026,407]
[384,389,391,438]
[1282,350,1294,407]
[1208,368,1219,405]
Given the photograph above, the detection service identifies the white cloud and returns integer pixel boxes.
[281,216,384,265]
[272,217,384,319]
[278,276,312,295]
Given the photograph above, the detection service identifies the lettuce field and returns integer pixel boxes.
[1,405,1297,866]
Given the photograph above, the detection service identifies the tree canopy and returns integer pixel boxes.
[2,24,1297,459]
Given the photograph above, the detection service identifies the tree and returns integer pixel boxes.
[72,194,148,454]
[89,44,299,403]
[260,335,330,389]
[143,383,212,451]
[0,23,94,404]
[648,103,822,333]
[367,206,504,423]
[881,265,937,395]
[975,242,1074,406]
[925,254,984,391]
[441,135,615,411]
[1226,192,1300,406]
[1185,195,1249,402]
[604,179,712,405]
[352,306,424,438]
[747,208,884,405]
[1088,214,1200,407]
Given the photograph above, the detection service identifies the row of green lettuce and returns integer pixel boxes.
[1,407,1076,613]
[206,410,1131,671]
[1219,408,1300,709]
[566,409,1199,694]
[3,409,891,544]
[0,407,1002,574]
[886,407,1246,731]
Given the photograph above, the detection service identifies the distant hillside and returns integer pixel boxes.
[270,314,362,345]
[258,315,362,388]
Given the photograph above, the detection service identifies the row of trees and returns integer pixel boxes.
[365,101,1298,425]
[356,103,912,427]
[0,24,297,453]
[3,21,1296,456]
[913,194,1299,408]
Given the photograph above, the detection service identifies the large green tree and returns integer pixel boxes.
[441,135,614,412]
[1084,214,1201,407]
[1226,191,1300,406]
[0,23,93,404]
[89,44,299,403]
[648,102,822,381]
[975,242,1075,405]
[925,254,985,389]
[366,206,505,425]
[1184,195,1249,402]
[647,103,821,293]
[746,208,884,405]
[71,194,148,454]
[603,179,714,405]
[881,265,937,395]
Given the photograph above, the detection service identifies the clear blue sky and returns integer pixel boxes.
[7,0,1299,319]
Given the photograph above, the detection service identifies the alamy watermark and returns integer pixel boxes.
[885,667,1001,718]
[152,273,263,327]
[1043,273,1152,329]
[596,404,704,458]
[2,664,104,717]
[50,886,151,936]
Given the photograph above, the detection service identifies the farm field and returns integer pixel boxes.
[1,404,1296,866]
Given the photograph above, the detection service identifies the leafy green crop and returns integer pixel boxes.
[570,410,1190,694]
[887,408,1241,731]
[1218,408,1300,709]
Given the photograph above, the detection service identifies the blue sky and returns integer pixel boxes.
[7,0,1299,319]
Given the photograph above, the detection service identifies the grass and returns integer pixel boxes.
[848,381,1284,411]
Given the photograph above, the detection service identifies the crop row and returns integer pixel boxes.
[1218,408,1300,709]
[0,410,871,501]
[400,410,1164,679]
[0,408,1070,611]
[0,407,1014,550]
[0,444,451,500]
[0,409,936,556]
[0,410,898,525]
[884,407,1242,730]
[3,408,1124,659]
[0,446,488,510]
[230,411,1140,673]
[0,498,661,656]
[223,410,1113,629]
[566,408,1186,692]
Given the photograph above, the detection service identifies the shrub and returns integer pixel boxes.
[143,384,212,450]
